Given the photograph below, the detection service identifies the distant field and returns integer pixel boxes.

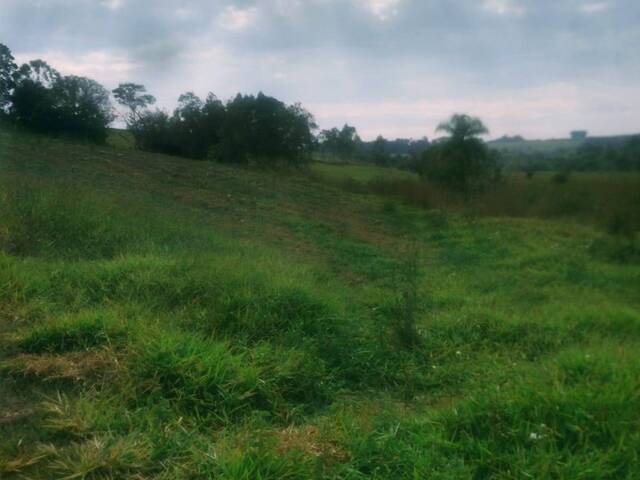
[1,127,639,479]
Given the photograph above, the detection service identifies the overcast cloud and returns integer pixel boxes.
[1,0,638,139]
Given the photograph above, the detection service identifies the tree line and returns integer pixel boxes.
[0,43,317,166]
[0,43,504,192]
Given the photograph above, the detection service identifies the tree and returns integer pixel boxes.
[0,43,17,113]
[8,56,112,142]
[52,75,114,142]
[372,135,390,166]
[436,113,488,141]
[128,109,178,155]
[219,93,316,166]
[112,83,156,120]
[170,91,225,159]
[8,61,59,132]
[418,114,500,194]
[319,124,361,159]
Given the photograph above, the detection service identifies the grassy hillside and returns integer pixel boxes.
[1,127,640,479]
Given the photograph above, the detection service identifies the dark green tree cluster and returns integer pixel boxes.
[115,85,316,165]
[218,94,317,166]
[318,124,361,159]
[1,43,317,165]
[417,114,501,193]
[316,123,429,167]
[0,44,113,142]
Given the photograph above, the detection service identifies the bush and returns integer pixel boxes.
[7,57,113,143]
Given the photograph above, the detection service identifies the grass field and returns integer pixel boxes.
[1,127,639,479]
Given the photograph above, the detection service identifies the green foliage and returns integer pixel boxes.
[436,113,489,140]
[112,82,156,117]
[126,91,316,165]
[371,135,391,166]
[126,92,226,159]
[417,114,501,194]
[0,43,17,112]
[219,93,316,166]
[318,124,361,160]
[3,46,113,142]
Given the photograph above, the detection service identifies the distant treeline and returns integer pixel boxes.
[316,124,430,166]
[0,43,425,167]
[0,43,317,166]
[498,138,640,173]
[1,45,113,143]
[1,42,637,171]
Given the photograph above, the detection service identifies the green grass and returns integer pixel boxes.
[1,126,639,478]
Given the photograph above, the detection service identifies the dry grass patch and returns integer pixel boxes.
[2,350,120,383]
[273,425,347,461]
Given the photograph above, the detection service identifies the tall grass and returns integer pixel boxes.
[1,130,639,479]
[0,181,132,259]
[315,168,640,230]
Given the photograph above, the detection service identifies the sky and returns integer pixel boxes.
[1,0,639,140]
